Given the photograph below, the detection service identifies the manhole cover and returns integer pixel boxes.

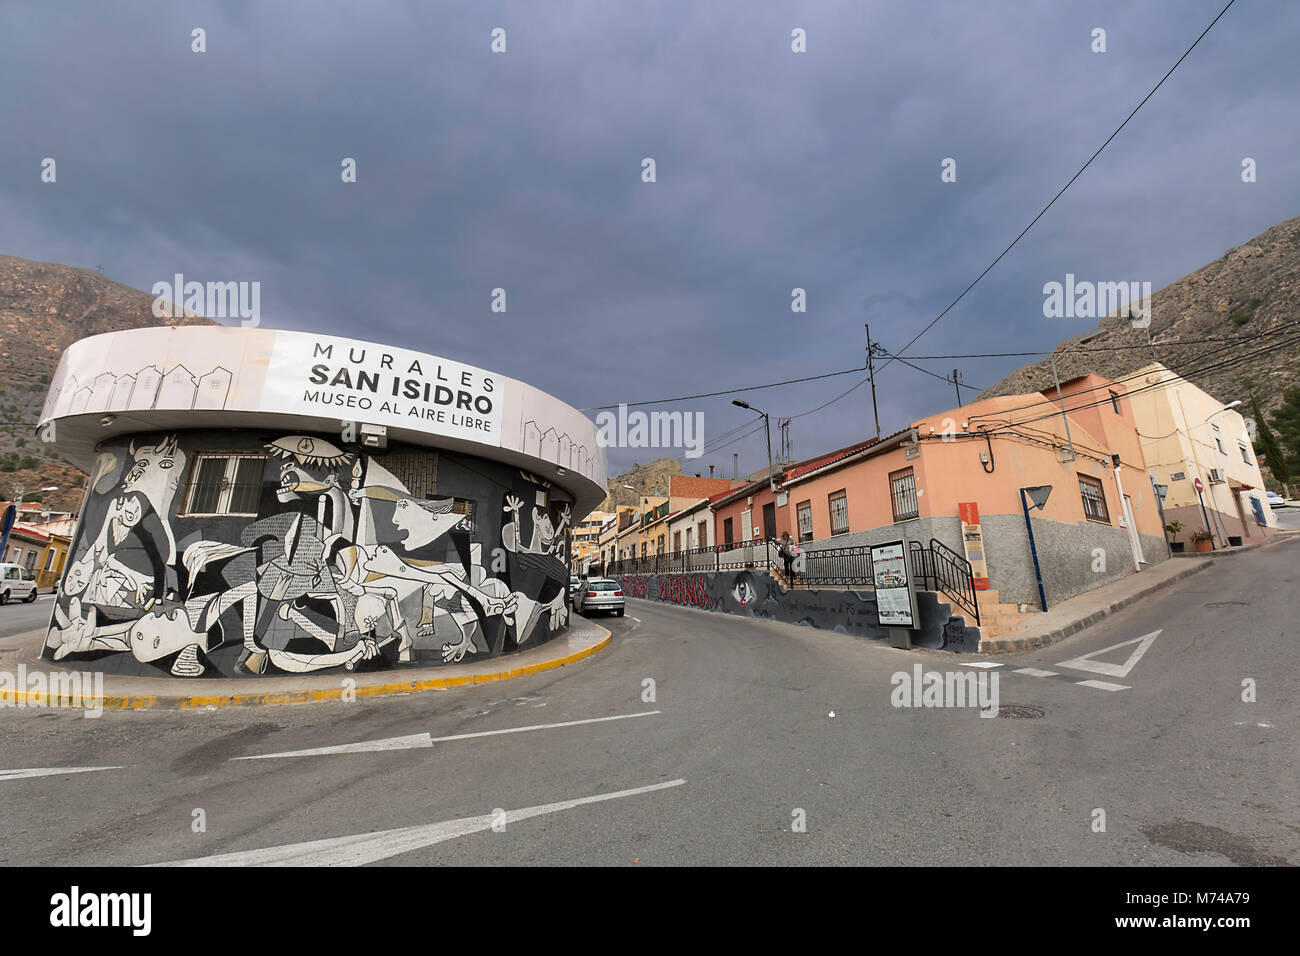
[996,704,1045,719]
[1205,601,1248,608]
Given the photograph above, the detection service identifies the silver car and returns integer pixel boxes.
[575,578,624,617]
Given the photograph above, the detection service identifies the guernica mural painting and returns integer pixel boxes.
[43,430,574,678]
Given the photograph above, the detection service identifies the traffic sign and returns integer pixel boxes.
[1193,477,1203,493]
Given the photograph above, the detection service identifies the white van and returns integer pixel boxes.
[0,563,39,604]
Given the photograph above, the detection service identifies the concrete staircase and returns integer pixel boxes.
[974,588,1038,638]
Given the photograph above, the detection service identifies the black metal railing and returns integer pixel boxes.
[606,539,781,577]
[791,544,875,587]
[910,537,980,626]
[604,535,980,626]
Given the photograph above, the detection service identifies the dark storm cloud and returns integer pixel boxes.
[0,0,1295,477]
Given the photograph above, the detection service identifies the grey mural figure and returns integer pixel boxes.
[502,495,570,555]
[44,431,578,678]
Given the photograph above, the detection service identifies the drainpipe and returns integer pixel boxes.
[1111,460,1143,571]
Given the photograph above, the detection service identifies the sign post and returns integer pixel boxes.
[870,539,916,629]
[1019,485,1052,612]
[957,502,989,589]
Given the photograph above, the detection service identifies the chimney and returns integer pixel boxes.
[694,473,700,478]
[708,464,715,478]
[733,453,739,480]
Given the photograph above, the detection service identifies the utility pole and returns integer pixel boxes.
[865,324,880,440]
[952,368,963,407]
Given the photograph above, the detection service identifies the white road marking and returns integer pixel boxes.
[1012,668,1058,678]
[235,733,433,759]
[961,661,1002,669]
[149,778,687,866]
[1056,630,1161,679]
[1075,679,1131,692]
[426,710,660,744]
[235,710,662,760]
[0,766,122,782]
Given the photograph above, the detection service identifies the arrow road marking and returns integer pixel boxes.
[234,710,663,760]
[0,766,122,782]
[1056,630,1161,679]
[149,778,687,866]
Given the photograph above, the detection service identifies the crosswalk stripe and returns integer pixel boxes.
[1012,668,1058,678]
[1075,679,1130,692]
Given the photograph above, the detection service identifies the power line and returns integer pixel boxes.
[982,333,1300,434]
[898,328,1293,360]
[877,0,1237,377]
[967,319,1300,423]
[583,365,863,411]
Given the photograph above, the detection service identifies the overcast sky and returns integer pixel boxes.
[2,0,1296,480]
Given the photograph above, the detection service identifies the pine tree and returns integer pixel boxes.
[1251,395,1290,489]
[1268,387,1300,482]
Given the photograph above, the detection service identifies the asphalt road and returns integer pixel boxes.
[0,592,53,639]
[1,538,1296,866]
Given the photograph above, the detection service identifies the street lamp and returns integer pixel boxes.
[1049,335,1096,463]
[624,484,649,565]
[732,399,776,492]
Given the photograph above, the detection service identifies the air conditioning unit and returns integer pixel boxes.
[1207,468,1225,483]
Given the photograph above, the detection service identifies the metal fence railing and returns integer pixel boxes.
[604,536,980,627]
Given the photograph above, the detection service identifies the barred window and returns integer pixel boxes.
[182,454,267,516]
[1078,474,1109,523]
[829,490,850,536]
[889,467,918,522]
[796,500,813,542]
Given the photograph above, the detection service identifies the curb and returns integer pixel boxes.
[0,627,612,711]
[976,560,1214,654]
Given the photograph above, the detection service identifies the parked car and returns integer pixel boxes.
[574,578,624,617]
[1266,491,1287,507]
[0,563,39,604]
[569,574,581,597]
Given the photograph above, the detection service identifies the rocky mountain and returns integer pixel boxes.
[978,215,1300,414]
[598,457,685,511]
[0,255,215,513]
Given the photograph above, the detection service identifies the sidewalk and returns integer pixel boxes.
[979,529,1300,654]
[0,617,611,710]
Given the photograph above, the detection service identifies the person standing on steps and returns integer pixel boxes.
[778,531,797,583]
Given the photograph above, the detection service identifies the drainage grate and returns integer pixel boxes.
[996,704,1045,719]
[1205,601,1248,608]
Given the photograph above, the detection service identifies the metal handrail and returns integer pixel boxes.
[605,535,981,627]
[927,537,980,626]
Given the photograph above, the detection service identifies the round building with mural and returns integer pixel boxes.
[36,327,607,679]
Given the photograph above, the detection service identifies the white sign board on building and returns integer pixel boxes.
[262,332,504,446]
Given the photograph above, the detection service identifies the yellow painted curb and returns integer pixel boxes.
[0,629,612,711]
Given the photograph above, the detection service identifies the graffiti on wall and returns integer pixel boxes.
[44,432,572,678]
[613,571,982,652]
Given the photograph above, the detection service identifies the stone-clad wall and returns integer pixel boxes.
[799,513,1167,609]
[612,571,981,653]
